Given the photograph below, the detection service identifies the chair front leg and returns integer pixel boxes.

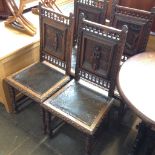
[117,100,126,126]
[41,107,47,134]
[47,111,52,137]
[46,112,64,137]
[85,134,93,155]
[119,100,126,118]
[8,85,17,113]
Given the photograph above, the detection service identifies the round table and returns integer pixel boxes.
[117,51,155,126]
[117,51,155,154]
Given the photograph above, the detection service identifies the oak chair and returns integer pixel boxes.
[73,0,108,45]
[41,14,127,155]
[6,4,74,113]
[110,0,155,61]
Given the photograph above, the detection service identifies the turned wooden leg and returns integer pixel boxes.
[44,111,65,138]
[47,111,52,137]
[118,101,126,122]
[8,85,17,113]
[85,135,93,155]
[41,107,47,134]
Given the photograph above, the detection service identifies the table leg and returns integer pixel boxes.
[129,122,147,155]
[144,127,155,155]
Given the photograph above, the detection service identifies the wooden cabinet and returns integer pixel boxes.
[108,0,155,32]
[0,12,40,113]
[0,0,10,18]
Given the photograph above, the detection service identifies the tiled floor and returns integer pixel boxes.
[0,100,141,155]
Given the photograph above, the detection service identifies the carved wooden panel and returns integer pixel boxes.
[119,0,155,32]
[108,0,155,32]
[44,24,66,61]
[76,16,128,94]
[75,6,105,33]
[80,35,117,78]
[40,7,74,71]
[113,17,144,56]
[74,0,108,44]
[111,5,155,59]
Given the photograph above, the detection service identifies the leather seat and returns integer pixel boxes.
[7,62,70,103]
[44,80,113,135]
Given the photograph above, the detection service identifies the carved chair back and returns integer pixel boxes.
[75,14,128,97]
[39,4,74,74]
[110,3,155,61]
[73,0,108,44]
